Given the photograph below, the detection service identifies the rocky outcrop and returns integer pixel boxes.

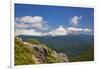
[23,42,69,64]
[58,53,69,62]
[15,37,68,64]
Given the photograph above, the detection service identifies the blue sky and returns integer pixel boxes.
[15,3,94,36]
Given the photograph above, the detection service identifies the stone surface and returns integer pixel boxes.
[23,41,69,64]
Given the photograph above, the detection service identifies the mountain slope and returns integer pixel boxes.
[17,34,94,62]
[15,37,68,65]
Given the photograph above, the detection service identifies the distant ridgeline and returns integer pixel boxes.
[17,34,94,62]
[15,37,69,65]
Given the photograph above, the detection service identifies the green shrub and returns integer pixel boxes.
[27,39,40,45]
[46,48,61,63]
[14,37,36,65]
[46,55,60,63]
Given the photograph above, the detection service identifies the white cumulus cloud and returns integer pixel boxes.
[20,16,43,23]
[15,26,92,36]
[15,29,44,36]
[48,25,69,36]
[15,23,30,29]
[15,16,92,36]
[67,27,91,34]
[70,16,82,26]
[67,27,84,32]
[84,28,91,32]
[15,16,48,30]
